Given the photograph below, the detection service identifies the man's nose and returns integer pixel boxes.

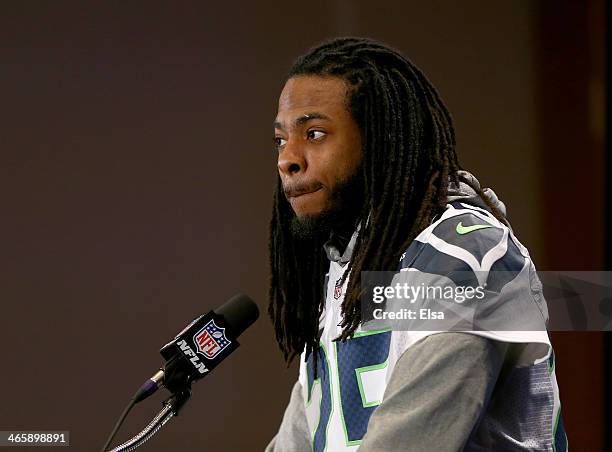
[278,141,306,176]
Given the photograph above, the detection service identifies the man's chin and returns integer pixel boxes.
[290,212,333,240]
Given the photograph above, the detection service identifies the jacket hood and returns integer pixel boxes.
[447,170,507,218]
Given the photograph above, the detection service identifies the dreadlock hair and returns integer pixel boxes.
[268,37,508,365]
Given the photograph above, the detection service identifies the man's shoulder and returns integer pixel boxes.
[398,202,529,288]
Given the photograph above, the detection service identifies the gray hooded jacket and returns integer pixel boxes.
[265,172,547,452]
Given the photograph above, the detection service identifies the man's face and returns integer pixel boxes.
[274,75,363,236]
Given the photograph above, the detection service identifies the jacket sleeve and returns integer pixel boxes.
[358,332,507,452]
[265,380,311,452]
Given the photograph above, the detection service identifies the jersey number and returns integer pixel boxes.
[306,331,391,450]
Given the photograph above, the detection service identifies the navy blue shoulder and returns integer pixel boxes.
[398,204,527,292]
[432,209,504,261]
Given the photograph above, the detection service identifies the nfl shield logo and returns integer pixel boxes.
[334,277,343,300]
[193,319,231,359]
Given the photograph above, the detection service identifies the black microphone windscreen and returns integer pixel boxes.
[214,293,259,338]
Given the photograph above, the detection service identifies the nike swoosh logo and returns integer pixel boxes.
[456,221,494,235]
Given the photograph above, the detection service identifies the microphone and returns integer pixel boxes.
[134,293,259,402]
[101,294,258,451]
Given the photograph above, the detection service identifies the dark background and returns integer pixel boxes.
[0,1,607,451]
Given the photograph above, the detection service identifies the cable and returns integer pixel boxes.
[101,369,165,451]
[102,390,190,452]
[101,397,137,452]
[108,402,174,452]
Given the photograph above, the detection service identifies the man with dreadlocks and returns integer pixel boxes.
[266,37,567,452]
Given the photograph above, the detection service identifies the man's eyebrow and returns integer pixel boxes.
[273,112,331,130]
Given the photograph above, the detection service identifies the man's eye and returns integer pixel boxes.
[307,130,326,140]
[274,137,287,147]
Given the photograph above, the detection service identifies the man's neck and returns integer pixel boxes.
[332,215,360,253]
[329,230,351,256]
[322,216,361,265]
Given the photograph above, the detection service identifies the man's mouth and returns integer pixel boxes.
[289,187,322,198]
[284,185,323,199]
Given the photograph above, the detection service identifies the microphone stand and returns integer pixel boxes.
[102,294,258,451]
[106,389,191,452]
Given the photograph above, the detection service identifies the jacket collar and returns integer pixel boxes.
[323,225,360,265]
